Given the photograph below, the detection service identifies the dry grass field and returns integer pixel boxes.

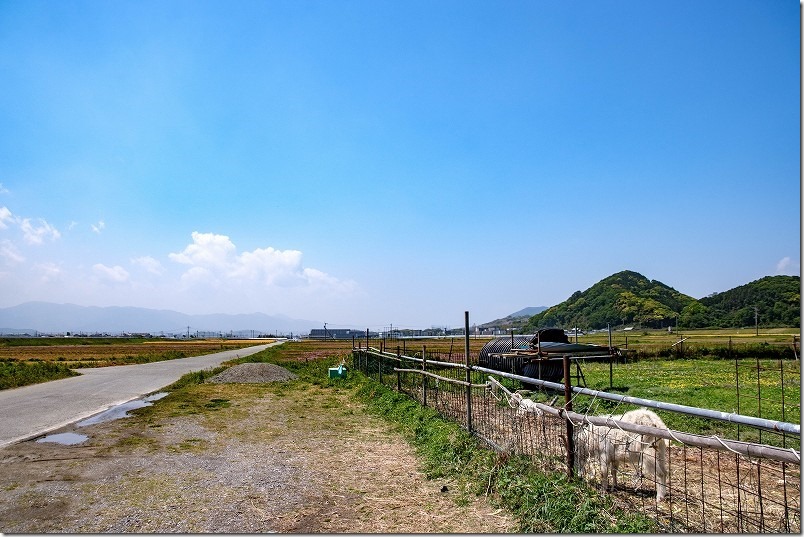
[0,339,261,367]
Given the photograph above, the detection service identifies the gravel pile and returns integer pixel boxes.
[206,362,297,384]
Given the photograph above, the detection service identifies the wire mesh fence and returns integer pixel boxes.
[352,341,801,533]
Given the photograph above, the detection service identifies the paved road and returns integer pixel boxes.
[0,341,283,448]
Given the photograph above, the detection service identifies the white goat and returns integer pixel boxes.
[509,392,544,417]
[578,407,669,502]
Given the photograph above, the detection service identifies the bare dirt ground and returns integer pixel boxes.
[0,363,516,533]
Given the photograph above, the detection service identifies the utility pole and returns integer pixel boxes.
[754,306,759,336]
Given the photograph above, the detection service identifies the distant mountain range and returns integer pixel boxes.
[0,302,321,336]
[479,306,549,331]
[509,307,549,318]
[2,271,799,336]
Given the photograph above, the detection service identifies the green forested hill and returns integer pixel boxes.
[699,275,800,328]
[522,271,800,331]
[523,271,695,331]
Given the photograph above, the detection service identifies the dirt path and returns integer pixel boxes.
[0,366,516,533]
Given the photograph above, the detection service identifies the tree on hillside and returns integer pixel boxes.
[679,301,711,329]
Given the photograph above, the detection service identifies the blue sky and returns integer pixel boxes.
[0,0,799,330]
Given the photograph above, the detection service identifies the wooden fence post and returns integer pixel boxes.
[564,354,575,478]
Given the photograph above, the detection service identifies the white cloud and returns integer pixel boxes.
[132,255,164,275]
[776,256,800,275]
[302,267,355,292]
[93,263,130,283]
[0,207,13,230]
[233,246,306,286]
[0,209,60,245]
[169,231,236,269]
[0,239,24,265]
[169,231,354,292]
[91,220,106,234]
[19,217,60,245]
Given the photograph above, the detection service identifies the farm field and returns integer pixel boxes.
[375,327,800,354]
[0,338,263,366]
[575,327,799,352]
[0,338,268,389]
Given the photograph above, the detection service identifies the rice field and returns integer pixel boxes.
[0,338,261,366]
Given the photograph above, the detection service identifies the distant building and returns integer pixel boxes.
[309,328,377,340]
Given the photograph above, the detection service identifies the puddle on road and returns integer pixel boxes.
[31,393,169,446]
[77,392,169,427]
[36,432,89,445]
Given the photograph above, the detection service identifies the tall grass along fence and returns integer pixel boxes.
[351,336,801,533]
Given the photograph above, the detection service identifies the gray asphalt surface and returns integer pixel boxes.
[0,341,283,448]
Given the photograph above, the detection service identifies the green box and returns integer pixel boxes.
[328,365,347,379]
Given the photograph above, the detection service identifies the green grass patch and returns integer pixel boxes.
[165,366,229,390]
[0,360,79,389]
[575,357,800,448]
[204,398,231,409]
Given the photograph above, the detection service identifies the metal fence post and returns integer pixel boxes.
[563,354,575,478]
[465,311,473,433]
[756,356,762,444]
[397,345,401,392]
[356,340,361,371]
[780,358,786,448]
[422,345,427,406]
[609,351,613,389]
